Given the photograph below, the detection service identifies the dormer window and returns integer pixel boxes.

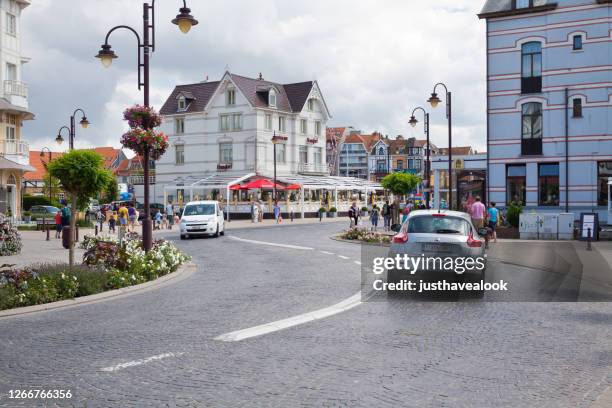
[226,88,236,106]
[178,96,187,111]
[269,89,277,108]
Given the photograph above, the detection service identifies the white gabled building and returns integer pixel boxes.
[156,71,331,204]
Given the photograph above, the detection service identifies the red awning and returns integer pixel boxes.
[284,184,301,190]
[229,184,245,191]
[242,179,284,190]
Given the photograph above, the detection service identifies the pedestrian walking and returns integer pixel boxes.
[382,200,391,231]
[250,200,256,223]
[273,201,281,224]
[154,210,162,230]
[166,202,174,229]
[470,196,486,229]
[487,202,499,243]
[401,200,411,224]
[118,203,129,229]
[96,209,104,233]
[54,210,62,239]
[348,201,359,228]
[370,204,380,231]
[127,204,137,232]
[161,210,168,229]
[108,213,116,233]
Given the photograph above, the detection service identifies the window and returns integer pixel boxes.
[538,163,560,206]
[220,114,242,131]
[5,114,16,141]
[308,98,315,111]
[397,160,404,170]
[507,164,526,205]
[300,119,307,134]
[573,35,583,51]
[415,159,422,170]
[572,98,582,118]
[598,161,612,206]
[269,89,277,108]
[275,143,286,164]
[175,144,185,165]
[377,160,387,172]
[5,63,16,81]
[521,42,542,93]
[175,118,185,134]
[5,13,15,36]
[278,116,286,132]
[521,102,542,155]
[315,121,321,137]
[178,96,187,111]
[226,89,236,106]
[232,114,242,130]
[265,114,272,130]
[219,143,233,164]
[314,147,322,165]
[378,146,385,156]
[299,146,308,164]
[514,0,531,9]
[408,159,414,169]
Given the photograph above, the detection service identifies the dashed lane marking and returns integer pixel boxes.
[338,255,349,260]
[354,261,362,265]
[229,236,314,250]
[215,292,362,342]
[101,352,184,372]
[320,251,335,255]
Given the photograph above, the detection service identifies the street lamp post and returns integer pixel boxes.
[95,0,198,251]
[427,83,452,209]
[40,147,53,241]
[272,131,278,201]
[56,108,89,150]
[409,107,430,208]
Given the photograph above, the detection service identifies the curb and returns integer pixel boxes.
[0,261,197,319]
[329,234,390,247]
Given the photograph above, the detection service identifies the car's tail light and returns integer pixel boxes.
[432,213,446,217]
[393,231,408,243]
[467,231,482,247]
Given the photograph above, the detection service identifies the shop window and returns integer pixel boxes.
[598,161,612,206]
[538,163,559,206]
[507,164,526,205]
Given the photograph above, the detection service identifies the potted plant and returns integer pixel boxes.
[328,207,338,218]
[22,211,32,223]
[361,206,369,217]
[319,207,327,218]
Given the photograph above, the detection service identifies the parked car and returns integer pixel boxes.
[387,210,486,291]
[179,201,225,239]
[87,198,100,215]
[136,202,165,220]
[29,205,60,220]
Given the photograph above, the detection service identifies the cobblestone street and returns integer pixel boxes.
[1,222,612,407]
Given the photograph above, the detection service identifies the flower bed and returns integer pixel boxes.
[0,235,189,311]
[338,228,391,244]
[0,214,22,256]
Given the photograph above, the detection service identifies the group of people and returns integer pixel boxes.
[467,196,501,244]
[53,205,72,238]
[92,202,181,235]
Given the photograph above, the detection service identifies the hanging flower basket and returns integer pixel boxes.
[123,105,162,129]
[120,128,169,160]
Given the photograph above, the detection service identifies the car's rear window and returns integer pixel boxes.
[407,215,471,235]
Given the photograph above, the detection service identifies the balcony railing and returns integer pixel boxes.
[3,80,28,98]
[298,163,327,174]
[0,139,29,157]
[129,174,156,185]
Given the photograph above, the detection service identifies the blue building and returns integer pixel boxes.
[479,0,612,221]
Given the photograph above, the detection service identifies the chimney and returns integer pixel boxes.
[258,72,263,80]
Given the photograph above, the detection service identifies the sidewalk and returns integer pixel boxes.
[2,230,86,268]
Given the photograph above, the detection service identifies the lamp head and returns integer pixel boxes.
[80,117,90,129]
[95,44,117,68]
[408,115,418,128]
[428,92,441,108]
[172,7,199,33]
[55,134,64,145]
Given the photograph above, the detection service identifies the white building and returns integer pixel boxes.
[157,71,331,205]
[0,0,34,219]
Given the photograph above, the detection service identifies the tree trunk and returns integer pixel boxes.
[69,194,77,269]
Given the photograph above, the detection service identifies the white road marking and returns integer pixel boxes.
[229,236,313,250]
[215,292,362,342]
[320,251,335,255]
[101,352,184,372]
[354,261,362,265]
[338,255,349,260]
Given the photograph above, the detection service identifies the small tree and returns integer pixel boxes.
[104,178,119,203]
[42,173,61,203]
[48,150,113,268]
[381,173,421,197]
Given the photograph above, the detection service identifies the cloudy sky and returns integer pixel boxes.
[21,0,487,153]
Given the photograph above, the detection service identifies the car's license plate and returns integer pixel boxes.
[422,243,452,253]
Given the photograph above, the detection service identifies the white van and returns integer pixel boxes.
[179,201,225,239]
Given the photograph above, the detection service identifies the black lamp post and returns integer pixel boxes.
[272,131,278,201]
[409,106,430,208]
[428,83,452,209]
[56,108,89,150]
[40,147,53,241]
[95,0,198,252]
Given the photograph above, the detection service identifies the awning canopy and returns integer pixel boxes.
[242,178,284,190]
[0,156,35,172]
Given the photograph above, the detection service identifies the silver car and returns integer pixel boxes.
[388,209,487,283]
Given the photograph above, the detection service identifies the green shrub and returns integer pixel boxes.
[328,207,337,212]
[23,195,60,211]
[506,201,522,228]
[361,206,368,212]
[17,225,38,231]
[76,219,94,228]
[319,207,327,213]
